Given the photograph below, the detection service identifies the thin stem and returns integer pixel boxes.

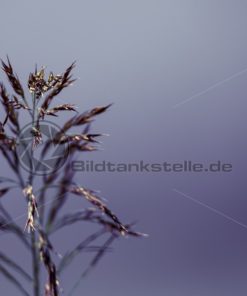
[31,231,40,296]
[28,92,36,185]
[29,92,40,296]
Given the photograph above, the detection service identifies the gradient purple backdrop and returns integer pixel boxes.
[0,1,247,295]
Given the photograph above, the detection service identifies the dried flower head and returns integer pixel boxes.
[1,57,25,98]
[23,185,38,232]
[31,126,42,148]
[28,67,63,99]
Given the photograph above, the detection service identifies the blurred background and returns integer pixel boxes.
[1,0,247,295]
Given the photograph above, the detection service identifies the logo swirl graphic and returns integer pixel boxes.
[16,121,69,175]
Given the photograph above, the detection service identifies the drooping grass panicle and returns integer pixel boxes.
[0,57,145,296]
[1,57,25,99]
[69,186,127,235]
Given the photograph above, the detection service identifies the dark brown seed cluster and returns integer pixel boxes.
[28,67,63,99]
[39,230,59,296]
[39,104,76,119]
[0,83,20,132]
[23,185,38,232]
[69,186,127,235]
[31,126,42,148]
[39,62,76,114]
[1,57,25,98]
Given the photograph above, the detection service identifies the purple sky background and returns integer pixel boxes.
[0,1,247,295]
